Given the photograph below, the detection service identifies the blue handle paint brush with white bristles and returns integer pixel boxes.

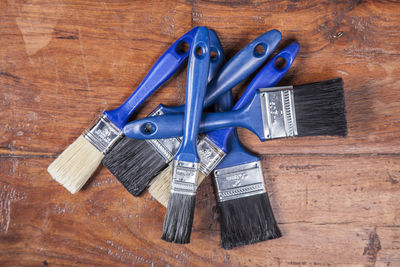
[103,30,282,197]
[161,26,210,244]
[47,27,200,193]
[145,43,300,206]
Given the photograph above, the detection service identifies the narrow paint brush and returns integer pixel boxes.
[47,27,200,193]
[103,30,282,196]
[161,27,210,244]
[212,86,281,249]
[146,43,300,206]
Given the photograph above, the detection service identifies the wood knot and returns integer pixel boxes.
[363,229,381,262]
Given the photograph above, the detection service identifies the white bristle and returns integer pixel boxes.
[47,135,104,193]
[148,164,206,207]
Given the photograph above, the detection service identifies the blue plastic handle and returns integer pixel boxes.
[212,70,234,150]
[208,30,225,83]
[156,29,281,114]
[102,27,199,130]
[175,27,210,163]
[214,129,260,169]
[124,43,299,141]
[207,42,300,151]
[147,29,225,116]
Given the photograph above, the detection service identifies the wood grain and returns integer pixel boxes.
[1,0,399,266]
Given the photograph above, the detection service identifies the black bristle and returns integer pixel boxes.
[161,193,196,244]
[102,137,168,196]
[218,193,281,249]
[294,77,347,137]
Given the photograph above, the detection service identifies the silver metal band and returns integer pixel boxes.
[146,106,182,162]
[259,86,298,140]
[198,136,226,176]
[214,161,266,202]
[83,114,123,154]
[171,160,199,196]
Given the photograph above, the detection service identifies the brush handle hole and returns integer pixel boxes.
[141,122,156,135]
[176,41,190,55]
[195,44,207,59]
[274,57,287,70]
[254,43,266,57]
[210,48,219,62]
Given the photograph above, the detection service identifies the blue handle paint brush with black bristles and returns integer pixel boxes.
[103,30,282,197]
[214,91,280,248]
[47,27,200,193]
[123,78,347,141]
[146,43,300,206]
[212,85,281,249]
[161,26,210,244]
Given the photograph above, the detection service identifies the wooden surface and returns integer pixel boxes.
[1,0,400,266]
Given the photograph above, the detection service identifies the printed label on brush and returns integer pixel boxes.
[259,86,298,140]
[213,161,266,202]
[197,136,226,176]
[171,160,199,196]
[84,115,123,154]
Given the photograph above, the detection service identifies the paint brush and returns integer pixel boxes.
[212,85,281,249]
[47,28,200,193]
[123,78,347,142]
[103,30,282,196]
[145,43,300,206]
[161,27,210,244]
[214,130,281,249]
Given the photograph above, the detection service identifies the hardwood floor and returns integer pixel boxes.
[1,1,399,266]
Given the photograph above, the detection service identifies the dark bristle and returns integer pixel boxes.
[294,78,347,137]
[102,137,168,196]
[218,193,281,249]
[161,193,196,244]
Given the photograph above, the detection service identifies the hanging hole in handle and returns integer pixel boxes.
[195,45,206,59]
[141,122,156,135]
[254,43,266,57]
[176,41,190,55]
[274,57,287,70]
[210,48,219,62]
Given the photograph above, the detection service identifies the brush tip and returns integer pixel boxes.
[161,193,196,244]
[294,78,347,137]
[103,137,168,196]
[218,193,281,249]
[47,135,103,194]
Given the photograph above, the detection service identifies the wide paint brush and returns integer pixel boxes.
[103,30,282,196]
[212,87,281,249]
[161,27,209,244]
[124,78,347,142]
[146,43,300,206]
[48,27,200,193]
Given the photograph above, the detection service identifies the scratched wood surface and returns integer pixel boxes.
[1,0,399,266]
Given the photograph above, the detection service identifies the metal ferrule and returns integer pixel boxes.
[197,136,226,176]
[146,106,182,162]
[214,161,266,202]
[259,86,298,140]
[83,114,123,154]
[171,160,200,196]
